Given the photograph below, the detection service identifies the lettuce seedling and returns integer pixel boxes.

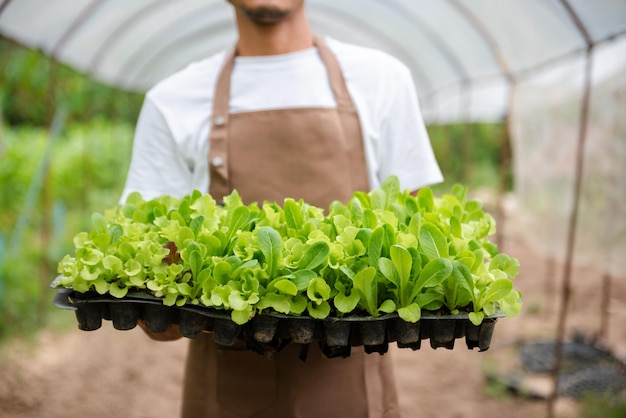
[379,244,453,322]
[349,266,395,317]
[306,277,332,319]
[257,226,282,278]
[56,176,523,327]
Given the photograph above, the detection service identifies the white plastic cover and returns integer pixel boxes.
[1,0,625,122]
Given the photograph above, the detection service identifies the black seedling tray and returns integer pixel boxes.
[53,288,502,358]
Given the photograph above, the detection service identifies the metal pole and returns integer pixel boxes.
[547,1,595,416]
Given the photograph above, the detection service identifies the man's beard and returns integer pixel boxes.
[240,6,291,24]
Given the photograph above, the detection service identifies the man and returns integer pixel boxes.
[121,0,443,416]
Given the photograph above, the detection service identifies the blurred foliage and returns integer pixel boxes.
[577,392,626,418]
[0,120,134,339]
[0,36,143,127]
[0,36,511,342]
[427,122,512,194]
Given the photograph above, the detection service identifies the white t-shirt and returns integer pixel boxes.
[120,37,443,203]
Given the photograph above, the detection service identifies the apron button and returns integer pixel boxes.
[213,115,226,126]
[212,156,224,168]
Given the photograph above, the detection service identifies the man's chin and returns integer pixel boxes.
[240,6,290,24]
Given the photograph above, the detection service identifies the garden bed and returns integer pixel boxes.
[53,287,503,359]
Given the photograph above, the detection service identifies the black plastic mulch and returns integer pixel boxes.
[517,333,626,398]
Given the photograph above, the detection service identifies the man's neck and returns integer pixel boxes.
[233,7,314,56]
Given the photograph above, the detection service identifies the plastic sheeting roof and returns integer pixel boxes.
[1,0,625,122]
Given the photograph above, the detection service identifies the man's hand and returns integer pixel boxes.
[137,320,183,341]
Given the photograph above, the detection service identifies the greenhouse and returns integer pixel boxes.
[1,1,625,417]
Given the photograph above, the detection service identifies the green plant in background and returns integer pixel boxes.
[577,392,626,418]
[55,176,522,326]
[427,122,511,193]
[0,121,134,339]
[0,37,143,127]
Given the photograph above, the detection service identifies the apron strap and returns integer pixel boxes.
[208,47,236,203]
[313,35,356,112]
[208,35,365,203]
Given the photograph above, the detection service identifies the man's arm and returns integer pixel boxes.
[378,64,443,191]
[120,95,193,204]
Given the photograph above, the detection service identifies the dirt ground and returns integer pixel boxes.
[1,222,625,418]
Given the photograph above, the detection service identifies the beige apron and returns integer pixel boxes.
[181,36,399,418]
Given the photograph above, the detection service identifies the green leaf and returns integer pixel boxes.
[129,275,145,287]
[379,257,398,287]
[92,233,110,252]
[226,205,251,243]
[94,279,109,295]
[177,282,192,297]
[213,260,233,285]
[500,290,523,318]
[108,224,123,244]
[257,226,282,278]
[478,279,513,308]
[445,261,473,310]
[419,223,449,260]
[370,188,386,210]
[291,270,317,291]
[348,198,363,224]
[284,198,303,230]
[298,241,329,271]
[176,226,195,247]
[102,255,123,275]
[258,293,291,314]
[490,254,520,278]
[380,175,400,208]
[124,259,142,277]
[368,226,385,269]
[362,209,378,229]
[408,247,422,281]
[307,277,331,304]
[390,245,413,306]
[449,216,462,238]
[398,303,421,323]
[274,279,298,296]
[91,212,108,234]
[307,301,331,319]
[291,294,308,315]
[415,290,442,310]
[334,291,360,314]
[109,282,128,298]
[469,311,484,326]
[451,184,467,203]
[417,187,434,212]
[117,242,135,260]
[189,249,202,279]
[483,242,499,257]
[353,266,378,316]
[189,215,205,236]
[228,292,248,311]
[412,258,452,300]
[231,309,252,325]
[379,299,396,314]
[390,245,412,286]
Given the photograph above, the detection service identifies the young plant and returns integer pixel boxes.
[379,244,453,322]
